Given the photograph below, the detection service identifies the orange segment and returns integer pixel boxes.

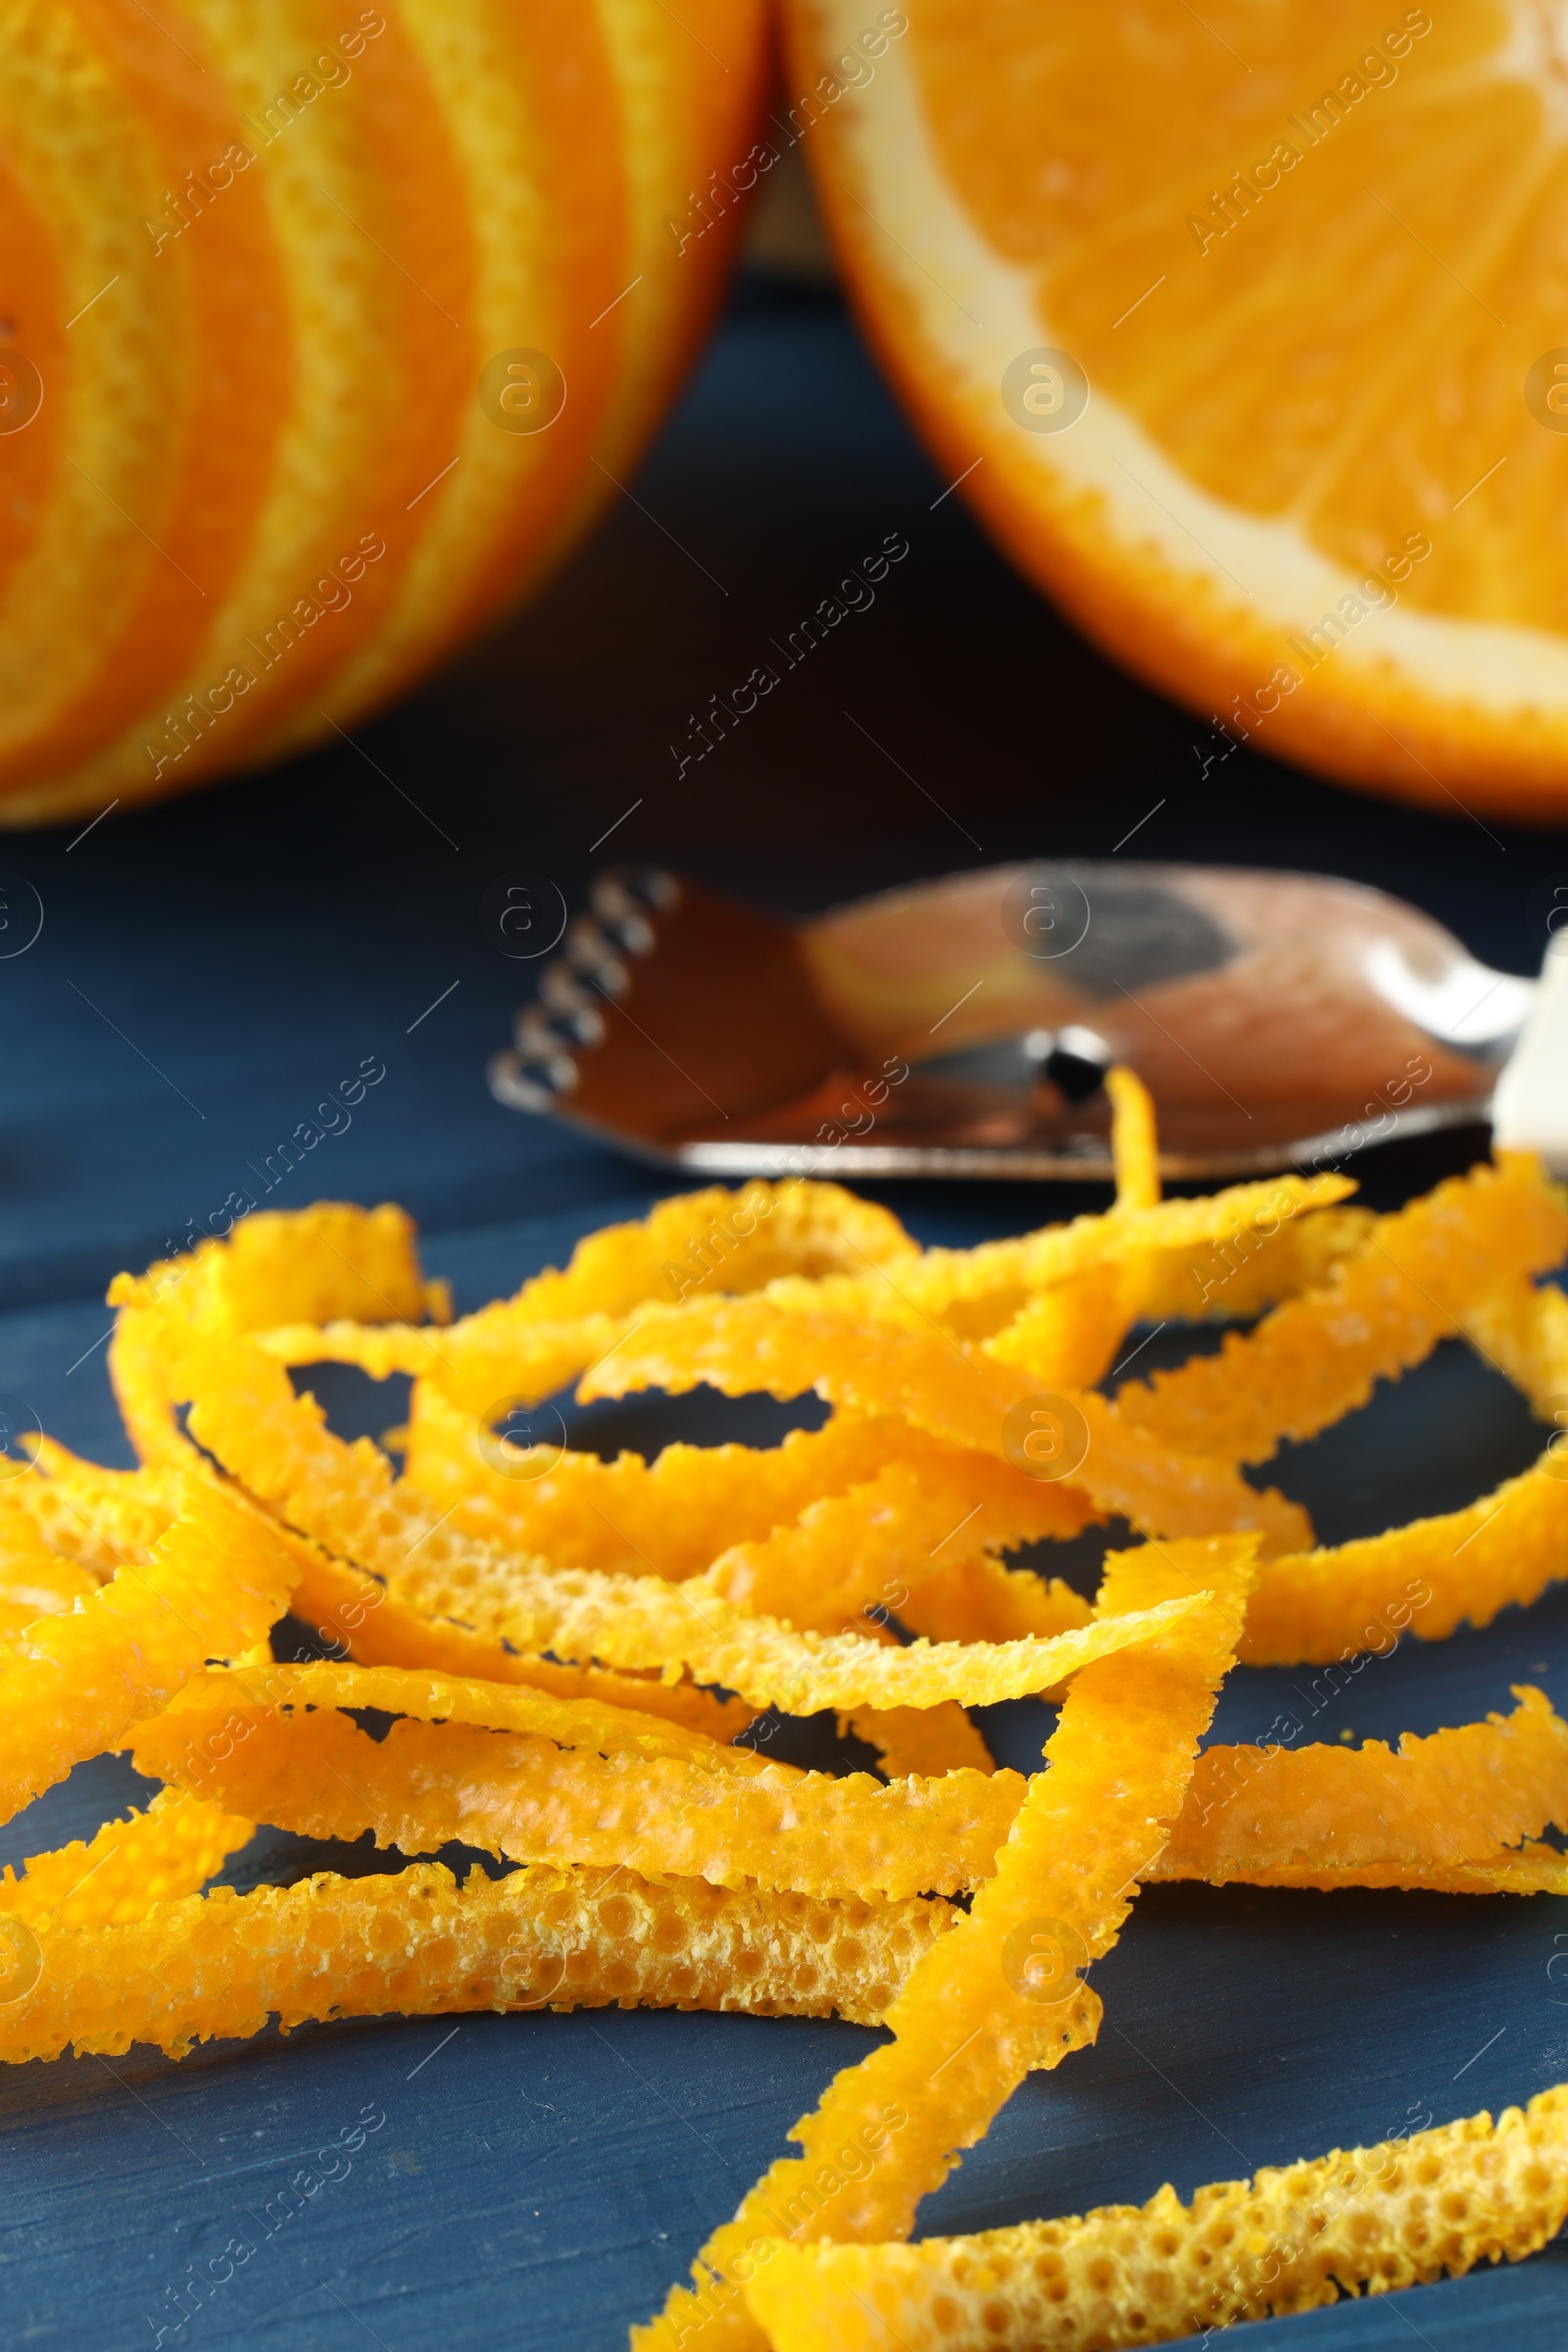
[786,0,1568,814]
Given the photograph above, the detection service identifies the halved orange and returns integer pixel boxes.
[784,1,1568,819]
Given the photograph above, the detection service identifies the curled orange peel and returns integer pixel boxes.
[0,1788,253,1930]
[634,1536,1258,2352]
[0,1477,301,1825]
[131,1696,1020,1902]
[1116,1157,1568,1468]
[741,2084,1568,2352]
[0,1860,956,2063]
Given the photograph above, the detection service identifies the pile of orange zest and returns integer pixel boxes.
[1115,1158,1568,1467]
[0,1788,254,1929]
[0,1861,956,2063]
[635,1536,1257,2352]
[153,1331,1200,1709]
[740,2084,1568,2352]
[0,1478,301,1824]
[1154,1688,1568,1887]
[132,1698,1021,1902]
[1241,1449,1568,1665]
[1106,1065,1161,1213]
[579,1302,1311,1552]
[282,1537,754,1741]
[705,1454,1092,1629]
[266,1174,1356,1413]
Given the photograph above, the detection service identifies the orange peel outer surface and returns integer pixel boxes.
[636,1536,1257,2352]
[1116,1158,1568,1468]
[985,1261,1134,1393]
[1242,1451,1568,1666]
[0,1488,99,1638]
[284,1538,753,1742]
[841,1705,997,1779]
[893,1554,1092,1650]
[578,1301,1310,1553]
[707,1454,1092,1630]
[0,1860,956,2063]
[21,1440,180,1575]
[1459,1273,1568,1410]
[1139,1203,1377,1325]
[402,1388,922,1580]
[108,1201,438,1463]
[1158,1689,1568,1885]
[0,1479,299,1824]
[1106,1066,1160,1213]
[167,1660,755,1772]
[132,1699,1020,1902]
[169,1319,1202,1711]
[741,2083,1568,2352]
[287,1175,1353,1410]
[0,1788,253,1930]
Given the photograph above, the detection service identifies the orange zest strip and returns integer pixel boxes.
[108,1201,443,1464]
[1137,1202,1376,1325]
[984,1260,1133,1391]
[579,1301,1310,1552]
[131,1698,1020,1902]
[0,1788,253,1930]
[1106,1065,1160,1212]
[284,1539,755,1742]
[0,1488,100,1641]
[741,2085,1568,2352]
[1115,1157,1568,1467]
[0,1479,300,1825]
[893,1553,1092,1649]
[1459,1270,1568,1411]
[1241,1450,1568,1666]
[842,1705,997,1779]
[634,1536,1257,2352]
[18,1438,183,1573]
[707,1454,1092,1630]
[0,1861,956,2063]
[1155,1689,1568,1886]
[403,1386,927,1580]
[158,1661,762,1771]
[378,1552,1202,1717]
[160,1318,1204,1712]
[255,1181,918,1385]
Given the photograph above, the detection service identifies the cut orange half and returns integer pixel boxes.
[784,0,1568,819]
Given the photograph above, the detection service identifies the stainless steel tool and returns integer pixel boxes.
[488,861,1568,1182]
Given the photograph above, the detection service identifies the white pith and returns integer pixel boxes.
[818,1,1568,719]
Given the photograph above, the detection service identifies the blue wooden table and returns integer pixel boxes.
[1,274,1565,2351]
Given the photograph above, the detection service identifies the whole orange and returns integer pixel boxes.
[0,0,767,823]
[783,1,1568,821]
